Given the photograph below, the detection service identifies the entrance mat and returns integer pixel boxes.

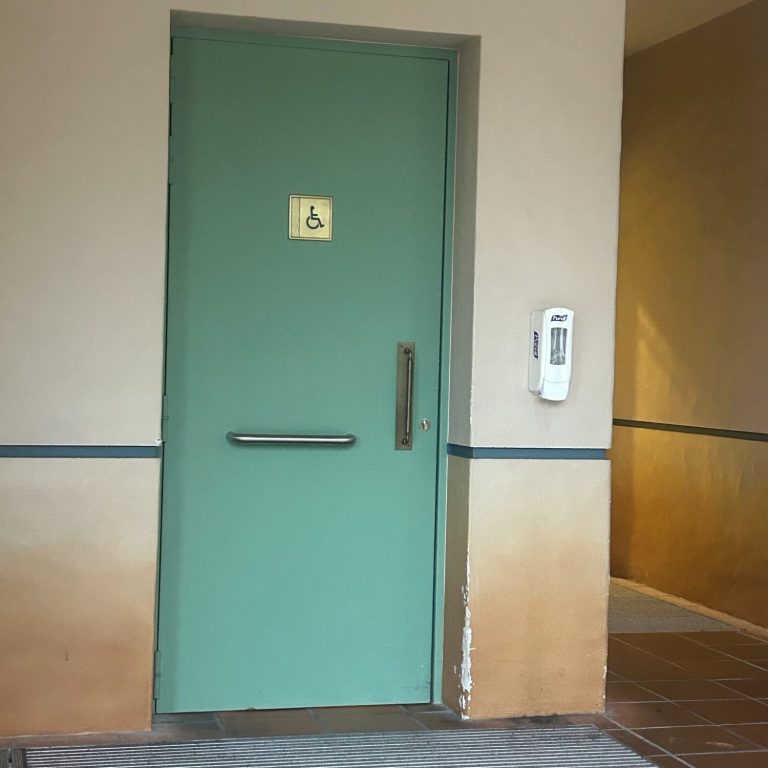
[15,727,654,767]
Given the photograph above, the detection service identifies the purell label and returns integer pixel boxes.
[533,330,539,359]
[551,314,568,322]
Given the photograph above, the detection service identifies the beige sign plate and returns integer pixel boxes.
[289,195,333,241]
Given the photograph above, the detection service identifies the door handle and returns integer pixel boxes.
[227,432,356,446]
[395,342,415,450]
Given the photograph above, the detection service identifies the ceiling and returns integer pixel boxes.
[625,0,756,56]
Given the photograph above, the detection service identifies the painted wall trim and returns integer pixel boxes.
[447,444,607,460]
[613,419,768,443]
[0,446,161,458]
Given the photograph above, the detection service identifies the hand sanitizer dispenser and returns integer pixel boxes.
[528,308,574,401]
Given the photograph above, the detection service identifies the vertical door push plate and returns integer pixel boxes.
[395,342,415,450]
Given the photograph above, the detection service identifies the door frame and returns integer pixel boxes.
[158,26,457,706]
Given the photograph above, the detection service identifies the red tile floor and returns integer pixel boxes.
[3,630,768,767]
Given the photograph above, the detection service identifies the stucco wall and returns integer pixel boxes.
[612,428,768,627]
[464,459,610,718]
[0,460,160,736]
[0,0,624,735]
[612,0,768,626]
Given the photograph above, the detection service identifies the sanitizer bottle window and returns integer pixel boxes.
[550,328,567,365]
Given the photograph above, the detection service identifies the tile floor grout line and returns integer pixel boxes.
[674,634,768,673]
[606,665,768,760]
[625,633,768,704]
[609,680,714,728]
[630,720,768,754]
[674,696,768,710]
[610,639,699,673]
[714,679,768,707]
[607,628,768,764]
[627,678,735,703]
[714,722,768,753]
[648,748,697,768]
[611,635,687,663]
[603,718,685,765]
[670,630,767,652]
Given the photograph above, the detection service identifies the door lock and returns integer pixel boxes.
[419,419,431,432]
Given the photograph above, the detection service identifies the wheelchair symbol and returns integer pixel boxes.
[306,205,325,230]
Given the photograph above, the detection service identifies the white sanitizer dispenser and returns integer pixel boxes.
[528,308,574,401]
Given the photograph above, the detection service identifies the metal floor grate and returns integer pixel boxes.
[18,727,654,767]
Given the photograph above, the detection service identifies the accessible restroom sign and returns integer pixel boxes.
[289,195,333,241]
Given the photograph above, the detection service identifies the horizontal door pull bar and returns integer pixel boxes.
[227,432,356,446]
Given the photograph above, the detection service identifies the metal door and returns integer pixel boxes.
[157,32,451,712]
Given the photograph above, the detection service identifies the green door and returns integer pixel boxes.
[157,32,451,713]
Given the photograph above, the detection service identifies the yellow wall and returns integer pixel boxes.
[613,428,768,627]
[613,0,768,626]
[0,0,624,735]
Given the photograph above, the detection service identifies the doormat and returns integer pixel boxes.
[12,727,654,767]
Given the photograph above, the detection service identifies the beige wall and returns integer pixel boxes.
[0,0,624,450]
[465,459,610,718]
[0,3,169,447]
[0,0,624,735]
[443,457,611,719]
[0,460,160,736]
[613,0,768,626]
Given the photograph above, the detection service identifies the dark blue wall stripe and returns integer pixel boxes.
[447,444,606,460]
[613,419,768,443]
[2,444,607,460]
[0,446,160,458]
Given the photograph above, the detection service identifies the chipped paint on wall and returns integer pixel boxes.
[458,575,473,717]
[442,456,471,715]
